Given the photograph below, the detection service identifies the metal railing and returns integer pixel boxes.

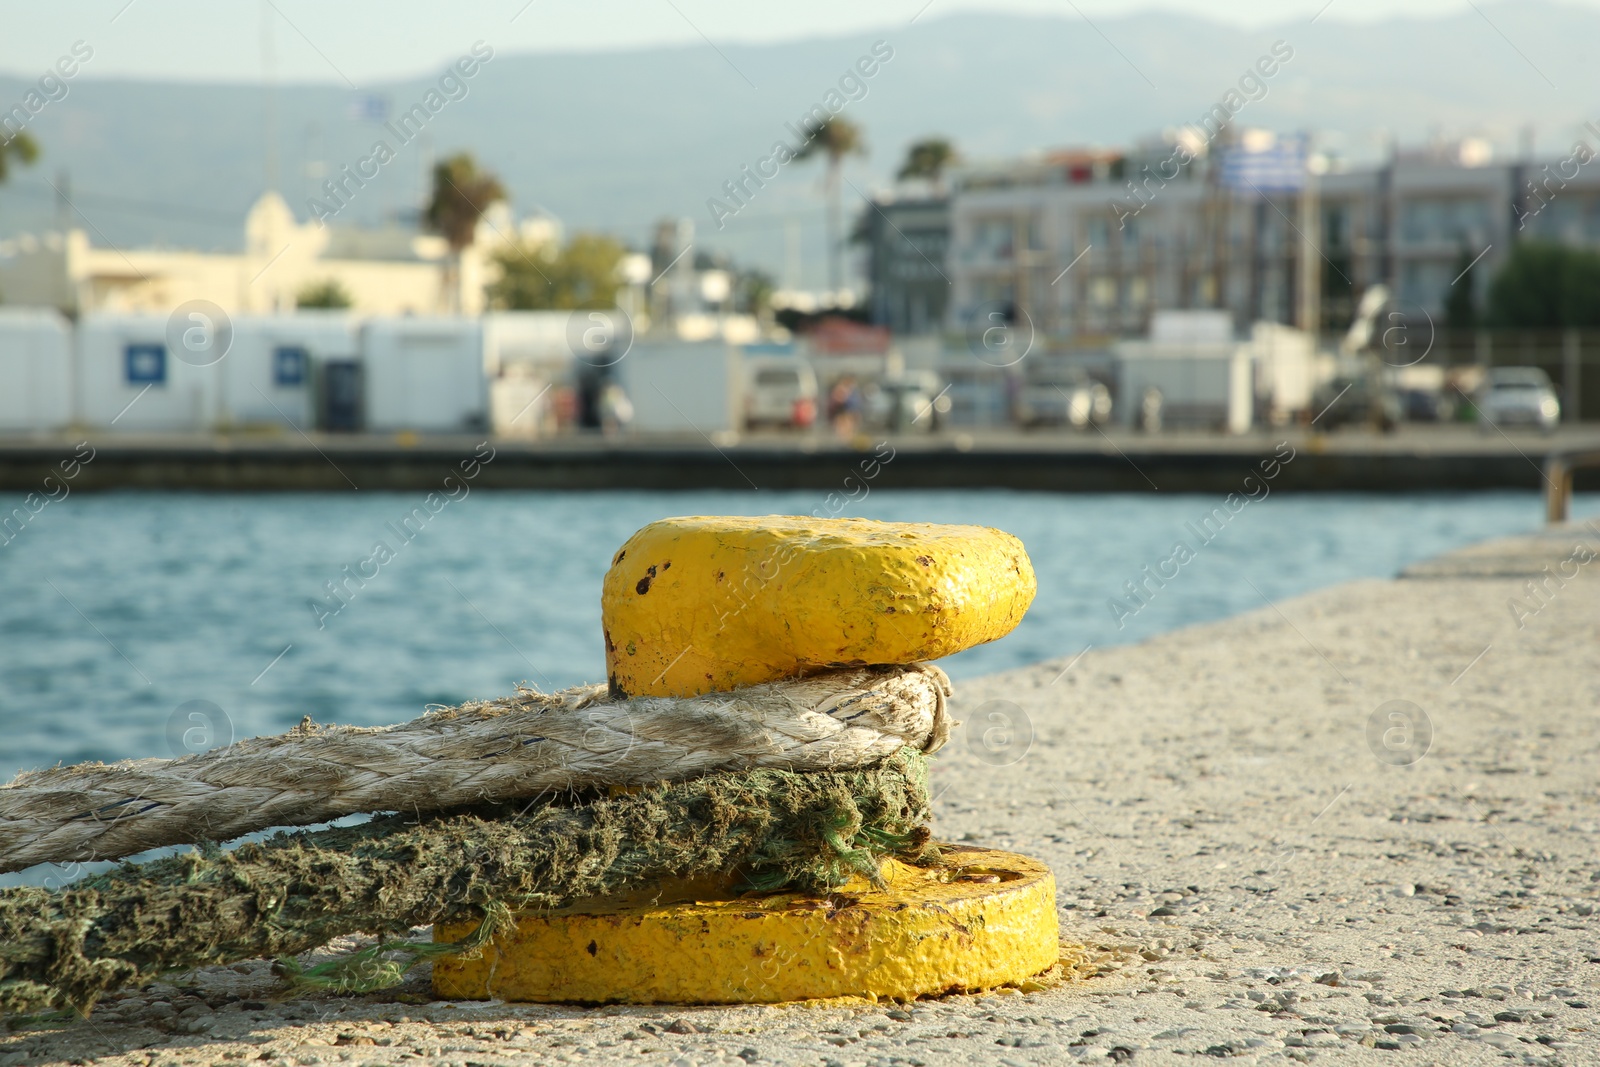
[1544,449,1600,524]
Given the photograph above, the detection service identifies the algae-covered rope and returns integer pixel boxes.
[0,665,950,874]
[0,749,936,1016]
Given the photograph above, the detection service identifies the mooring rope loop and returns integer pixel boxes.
[0,664,950,874]
[0,749,937,1016]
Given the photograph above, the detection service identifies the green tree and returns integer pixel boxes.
[0,133,38,298]
[424,152,506,312]
[424,152,506,252]
[0,130,39,184]
[1444,245,1478,329]
[897,137,959,187]
[735,267,776,318]
[295,278,353,309]
[1487,241,1600,328]
[793,117,866,292]
[489,233,626,310]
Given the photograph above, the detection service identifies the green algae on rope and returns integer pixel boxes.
[0,750,935,1016]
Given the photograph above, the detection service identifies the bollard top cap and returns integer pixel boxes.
[601,515,1036,697]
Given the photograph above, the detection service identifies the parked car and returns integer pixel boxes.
[1398,388,1449,423]
[1014,371,1112,429]
[864,370,949,432]
[1477,367,1560,433]
[1311,374,1402,432]
[744,357,818,429]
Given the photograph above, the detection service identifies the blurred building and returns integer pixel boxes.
[948,136,1320,341]
[639,217,762,344]
[858,194,950,335]
[0,193,529,317]
[942,132,1600,339]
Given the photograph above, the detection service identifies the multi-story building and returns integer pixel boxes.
[857,195,950,336]
[938,134,1600,341]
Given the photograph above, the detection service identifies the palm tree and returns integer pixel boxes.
[425,152,506,251]
[424,152,506,310]
[793,117,865,293]
[897,137,959,191]
[0,131,39,184]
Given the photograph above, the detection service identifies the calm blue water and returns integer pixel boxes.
[1,488,1593,780]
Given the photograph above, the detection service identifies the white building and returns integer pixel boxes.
[946,134,1600,340]
[0,193,529,318]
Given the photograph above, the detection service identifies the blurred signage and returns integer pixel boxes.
[1220,132,1307,193]
[349,93,391,122]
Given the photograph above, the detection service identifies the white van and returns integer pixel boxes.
[744,356,818,429]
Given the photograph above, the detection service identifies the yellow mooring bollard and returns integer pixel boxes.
[433,515,1059,1003]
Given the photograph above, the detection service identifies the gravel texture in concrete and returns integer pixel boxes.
[4,524,1598,1066]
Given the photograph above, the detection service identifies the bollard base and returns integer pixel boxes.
[432,846,1060,1004]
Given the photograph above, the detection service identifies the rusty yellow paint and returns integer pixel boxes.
[432,846,1059,1004]
[600,516,1036,698]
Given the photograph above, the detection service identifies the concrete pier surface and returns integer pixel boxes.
[4,525,1598,1065]
[3,425,1600,492]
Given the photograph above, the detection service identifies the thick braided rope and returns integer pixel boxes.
[0,664,951,874]
[0,750,936,1016]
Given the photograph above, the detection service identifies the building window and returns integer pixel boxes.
[125,343,166,385]
[273,346,309,387]
[1401,197,1490,243]
[972,218,1013,261]
[1585,197,1600,239]
[1531,197,1580,240]
[1324,205,1349,248]
[1399,259,1452,311]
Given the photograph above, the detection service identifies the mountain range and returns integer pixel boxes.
[1,2,1597,288]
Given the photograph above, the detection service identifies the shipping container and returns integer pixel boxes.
[77,313,224,431]
[482,311,580,378]
[223,313,360,430]
[1114,341,1254,434]
[362,317,487,432]
[0,308,72,433]
[618,339,740,435]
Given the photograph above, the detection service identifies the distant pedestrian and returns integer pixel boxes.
[599,382,634,437]
[1139,387,1164,434]
[828,376,863,438]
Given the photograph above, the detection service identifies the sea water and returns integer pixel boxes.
[1,489,1590,776]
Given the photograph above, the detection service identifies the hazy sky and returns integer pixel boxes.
[0,0,1590,84]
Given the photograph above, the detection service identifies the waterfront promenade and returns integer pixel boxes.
[2,425,1600,493]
